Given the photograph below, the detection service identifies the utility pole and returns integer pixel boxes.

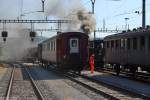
[124,18,129,31]
[142,0,146,28]
[91,0,95,14]
[103,19,106,31]
[41,0,45,12]
[91,0,96,62]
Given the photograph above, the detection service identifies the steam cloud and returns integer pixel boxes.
[0,28,37,61]
[46,0,96,34]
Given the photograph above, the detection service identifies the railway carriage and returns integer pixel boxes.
[38,32,89,72]
[104,28,150,74]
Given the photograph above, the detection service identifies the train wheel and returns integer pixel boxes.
[114,64,120,76]
[129,66,137,77]
[78,70,81,75]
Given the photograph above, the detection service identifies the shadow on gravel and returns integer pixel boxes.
[21,66,65,81]
[21,68,30,80]
[0,63,13,68]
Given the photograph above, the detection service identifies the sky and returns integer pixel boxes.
[83,0,150,37]
[86,0,150,28]
[0,0,150,38]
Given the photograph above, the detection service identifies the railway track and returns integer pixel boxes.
[22,64,54,100]
[100,68,150,83]
[48,67,146,100]
[79,71,150,99]
[24,66,45,100]
[5,64,45,100]
[5,65,15,100]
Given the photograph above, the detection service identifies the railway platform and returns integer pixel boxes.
[81,70,150,98]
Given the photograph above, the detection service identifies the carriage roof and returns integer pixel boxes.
[104,30,150,40]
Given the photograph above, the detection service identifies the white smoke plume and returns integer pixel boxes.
[46,0,96,34]
[0,28,37,61]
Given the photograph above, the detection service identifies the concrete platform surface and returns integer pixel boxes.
[81,70,150,97]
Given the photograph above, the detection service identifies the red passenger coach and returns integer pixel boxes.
[39,32,89,72]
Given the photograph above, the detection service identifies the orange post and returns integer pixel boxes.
[90,54,94,74]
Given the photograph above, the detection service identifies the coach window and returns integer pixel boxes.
[124,39,126,49]
[47,42,50,50]
[92,41,94,48]
[111,40,114,48]
[104,42,106,48]
[54,40,56,51]
[106,41,109,48]
[43,44,45,51]
[46,43,48,50]
[133,38,137,50]
[50,41,52,51]
[148,36,150,50]
[71,40,77,47]
[104,42,107,48]
[53,40,55,51]
[107,41,110,48]
[121,39,124,48]
[45,44,47,51]
[118,39,121,49]
[49,42,51,51]
[140,36,145,50]
[127,38,130,49]
[70,38,79,53]
[52,41,54,51]
[124,39,127,49]
[42,44,44,50]
[115,40,118,48]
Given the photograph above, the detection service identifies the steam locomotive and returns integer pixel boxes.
[89,38,104,69]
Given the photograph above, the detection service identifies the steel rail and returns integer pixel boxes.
[78,71,150,100]
[5,65,15,100]
[47,66,150,100]
[99,68,150,83]
[24,66,45,100]
[48,67,119,100]
[64,73,119,100]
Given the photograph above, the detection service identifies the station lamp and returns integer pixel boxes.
[1,31,8,42]
[1,23,8,42]
[30,31,36,42]
[30,23,36,42]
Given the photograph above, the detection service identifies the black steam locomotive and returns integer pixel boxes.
[89,38,104,69]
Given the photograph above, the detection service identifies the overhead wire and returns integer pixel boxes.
[95,1,150,30]
[98,2,150,24]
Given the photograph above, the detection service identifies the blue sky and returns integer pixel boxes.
[83,0,150,30]
[82,0,150,38]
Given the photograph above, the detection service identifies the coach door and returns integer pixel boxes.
[69,38,79,53]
